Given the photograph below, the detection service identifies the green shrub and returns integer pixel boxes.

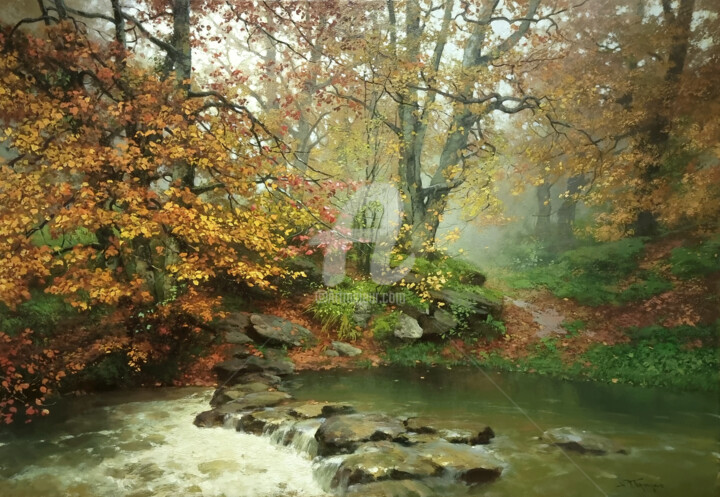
[476,323,719,392]
[617,272,673,303]
[307,280,383,341]
[372,311,400,342]
[581,340,718,391]
[560,238,646,277]
[670,236,720,278]
[506,238,665,306]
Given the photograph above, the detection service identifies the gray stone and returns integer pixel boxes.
[324,349,340,357]
[234,372,282,386]
[193,409,225,428]
[221,391,292,411]
[414,441,503,485]
[210,383,272,407]
[218,312,252,336]
[393,314,423,341]
[248,314,316,348]
[231,344,254,358]
[418,308,458,337]
[541,427,626,456]
[331,441,442,489]
[212,357,263,381]
[287,401,355,419]
[315,414,407,456]
[403,417,495,445]
[428,288,502,319]
[332,341,363,357]
[212,355,294,382]
[393,432,439,446]
[238,409,295,435]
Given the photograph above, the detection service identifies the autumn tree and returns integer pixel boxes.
[0,0,323,421]
[515,0,719,242]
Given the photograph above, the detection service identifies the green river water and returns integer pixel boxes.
[0,367,717,497]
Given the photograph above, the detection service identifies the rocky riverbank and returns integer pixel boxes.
[194,312,632,496]
[194,313,507,496]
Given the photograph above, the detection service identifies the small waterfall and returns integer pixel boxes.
[265,417,322,459]
[223,412,244,430]
[312,455,347,493]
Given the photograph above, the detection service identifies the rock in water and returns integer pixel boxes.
[315,414,407,456]
[238,409,295,435]
[541,427,626,455]
[248,314,316,348]
[332,341,363,357]
[332,441,442,488]
[403,417,495,445]
[393,314,423,341]
[193,409,225,428]
[287,401,355,419]
[220,391,292,412]
[413,441,503,485]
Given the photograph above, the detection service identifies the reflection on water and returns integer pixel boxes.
[289,367,720,497]
[0,369,717,497]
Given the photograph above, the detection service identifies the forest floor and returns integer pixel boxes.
[181,237,718,391]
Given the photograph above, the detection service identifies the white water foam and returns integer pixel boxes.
[1,390,330,497]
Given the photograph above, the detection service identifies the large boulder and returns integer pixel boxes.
[216,312,252,342]
[331,441,442,489]
[238,409,295,435]
[332,341,363,357]
[210,383,272,407]
[418,308,458,337]
[212,355,294,382]
[234,371,282,387]
[413,441,503,485]
[315,414,407,456]
[428,289,502,319]
[248,314,316,348]
[193,409,225,428]
[393,314,423,341]
[287,401,355,419]
[346,480,434,497]
[541,427,626,456]
[219,391,292,412]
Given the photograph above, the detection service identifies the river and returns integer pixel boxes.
[0,367,717,496]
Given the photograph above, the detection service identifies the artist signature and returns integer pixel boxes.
[616,477,665,494]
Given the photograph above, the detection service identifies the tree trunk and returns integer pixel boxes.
[633,0,695,236]
[534,181,552,242]
[556,174,585,243]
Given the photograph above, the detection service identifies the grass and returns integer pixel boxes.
[669,235,720,278]
[504,238,677,306]
[371,310,400,342]
[383,342,458,367]
[306,279,383,341]
[476,322,719,392]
